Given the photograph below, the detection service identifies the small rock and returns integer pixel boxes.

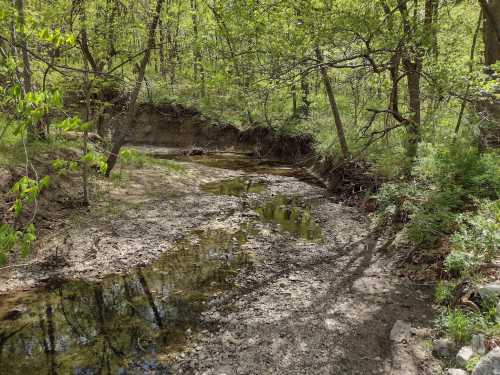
[447,369,468,375]
[472,334,486,355]
[390,320,411,343]
[433,338,456,358]
[478,282,500,299]
[472,347,500,375]
[456,346,474,367]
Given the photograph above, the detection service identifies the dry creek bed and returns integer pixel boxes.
[0,151,440,374]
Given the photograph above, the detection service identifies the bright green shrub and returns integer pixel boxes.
[377,141,499,248]
[451,200,500,262]
[435,280,457,306]
[438,308,475,344]
[443,251,475,276]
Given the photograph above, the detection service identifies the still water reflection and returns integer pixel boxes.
[0,229,250,374]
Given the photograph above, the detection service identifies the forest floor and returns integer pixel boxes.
[0,148,442,374]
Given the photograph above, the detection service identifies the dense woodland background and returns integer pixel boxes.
[0,0,499,352]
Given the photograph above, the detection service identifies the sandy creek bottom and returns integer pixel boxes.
[0,151,436,374]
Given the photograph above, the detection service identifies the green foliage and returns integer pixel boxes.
[55,117,92,132]
[378,142,499,247]
[480,294,499,323]
[11,176,50,216]
[443,251,475,277]
[436,299,498,344]
[52,159,79,174]
[119,148,185,173]
[451,200,500,262]
[443,200,500,275]
[434,280,457,306]
[466,356,481,372]
[0,223,37,265]
[119,148,148,168]
[437,308,475,344]
[82,151,108,174]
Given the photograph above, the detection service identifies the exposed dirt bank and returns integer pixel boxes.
[120,103,378,202]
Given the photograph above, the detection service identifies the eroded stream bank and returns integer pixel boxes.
[0,151,438,374]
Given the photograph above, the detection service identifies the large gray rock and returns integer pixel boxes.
[472,334,486,355]
[478,282,500,299]
[390,320,411,343]
[472,347,500,375]
[433,338,456,358]
[456,346,474,367]
[447,369,468,375]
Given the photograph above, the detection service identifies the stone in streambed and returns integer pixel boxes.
[497,300,500,322]
[456,346,474,367]
[472,347,500,375]
[390,320,411,343]
[478,282,500,299]
[472,334,486,355]
[447,369,468,375]
[433,338,456,358]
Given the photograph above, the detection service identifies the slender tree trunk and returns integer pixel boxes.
[291,82,297,118]
[15,0,43,140]
[15,0,31,95]
[478,0,500,148]
[424,0,439,58]
[158,19,166,78]
[315,47,350,158]
[455,10,482,134]
[479,0,500,65]
[82,57,91,205]
[398,0,422,166]
[403,57,422,161]
[105,0,165,176]
[300,70,311,117]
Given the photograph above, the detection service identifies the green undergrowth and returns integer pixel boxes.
[118,148,185,173]
[375,138,499,347]
[435,288,499,344]
[0,127,82,168]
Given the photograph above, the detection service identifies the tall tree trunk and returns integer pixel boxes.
[191,0,205,96]
[82,56,91,205]
[424,0,439,58]
[478,0,500,148]
[300,70,311,117]
[455,10,482,134]
[480,0,500,65]
[398,1,422,166]
[291,82,297,118]
[315,47,350,159]
[403,57,422,162]
[158,19,166,78]
[15,0,42,140]
[15,0,31,95]
[105,0,165,176]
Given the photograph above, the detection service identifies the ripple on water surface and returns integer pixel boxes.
[0,228,251,374]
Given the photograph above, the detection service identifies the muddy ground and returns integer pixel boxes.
[0,149,441,374]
